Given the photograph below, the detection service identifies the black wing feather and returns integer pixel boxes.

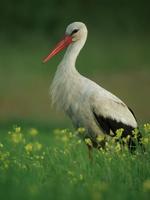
[93,110,144,152]
[93,111,135,137]
[93,111,137,151]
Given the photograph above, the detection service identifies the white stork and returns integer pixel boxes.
[43,22,142,153]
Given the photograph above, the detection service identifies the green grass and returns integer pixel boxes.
[0,125,150,200]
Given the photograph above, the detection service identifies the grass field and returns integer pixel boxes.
[0,125,150,200]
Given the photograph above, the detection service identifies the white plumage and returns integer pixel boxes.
[43,22,140,149]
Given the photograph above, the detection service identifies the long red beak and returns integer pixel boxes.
[43,35,72,63]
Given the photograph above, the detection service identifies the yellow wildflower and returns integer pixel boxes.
[11,132,23,144]
[85,138,93,147]
[77,127,85,134]
[15,126,21,133]
[29,128,38,137]
[25,143,33,152]
[116,128,124,139]
[141,137,149,145]
[115,143,121,152]
[132,128,139,139]
[144,123,150,133]
[96,135,105,142]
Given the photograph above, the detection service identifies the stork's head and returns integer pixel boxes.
[43,22,88,63]
[65,22,87,42]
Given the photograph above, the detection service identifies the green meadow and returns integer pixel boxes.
[0,125,150,200]
[1,2,150,199]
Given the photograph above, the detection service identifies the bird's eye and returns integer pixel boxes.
[71,29,79,35]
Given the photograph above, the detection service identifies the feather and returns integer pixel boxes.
[93,110,135,137]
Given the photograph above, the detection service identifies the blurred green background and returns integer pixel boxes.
[0,0,150,129]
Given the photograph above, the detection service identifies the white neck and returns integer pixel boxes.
[58,35,87,74]
[50,35,87,111]
[64,40,85,66]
